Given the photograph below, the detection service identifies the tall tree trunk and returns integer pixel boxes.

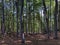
[12,0,14,32]
[50,0,52,31]
[32,0,35,34]
[20,0,25,43]
[58,0,60,31]
[42,0,49,38]
[54,0,58,39]
[26,0,28,34]
[15,0,19,38]
[1,0,5,35]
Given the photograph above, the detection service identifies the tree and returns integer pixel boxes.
[20,0,25,43]
[15,0,19,38]
[42,0,50,38]
[1,0,5,35]
[54,0,58,39]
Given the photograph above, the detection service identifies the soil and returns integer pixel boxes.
[0,32,60,45]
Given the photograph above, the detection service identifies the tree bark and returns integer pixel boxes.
[54,0,58,39]
[1,0,5,35]
[42,0,49,38]
[20,0,25,43]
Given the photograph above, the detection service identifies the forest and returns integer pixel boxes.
[0,0,60,45]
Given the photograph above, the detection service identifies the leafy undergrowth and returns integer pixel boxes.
[0,32,60,45]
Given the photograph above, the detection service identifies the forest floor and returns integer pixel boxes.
[0,32,60,45]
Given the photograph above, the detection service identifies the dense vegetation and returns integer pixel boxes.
[0,0,60,43]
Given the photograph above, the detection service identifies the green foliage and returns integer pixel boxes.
[0,0,56,33]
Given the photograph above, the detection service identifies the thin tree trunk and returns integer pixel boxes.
[15,0,19,38]
[32,0,35,34]
[54,0,58,39]
[26,0,28,34]
[12,0,14,32]
[42,0,49,38]
[20,0,25,43]
[1,0,5,35]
